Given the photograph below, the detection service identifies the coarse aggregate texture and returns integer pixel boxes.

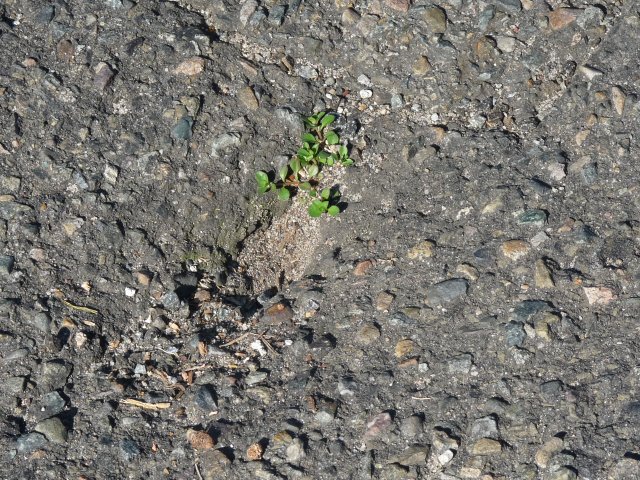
[2,0,640,479]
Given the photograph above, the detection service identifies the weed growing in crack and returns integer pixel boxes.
[255,112,353,217]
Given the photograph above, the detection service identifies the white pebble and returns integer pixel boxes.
[357,74,372,86]
[125,287,137,297]
[359,89,373,99]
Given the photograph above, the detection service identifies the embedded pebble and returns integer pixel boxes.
[187,429,215,450]
[238,86,259,110]
[174,57,206,76]
[363,412,393,441]
[400,415,423,438]
[535,436,564,468]
[407,240,435,259]
[425,278,469,306]
[448,353,474,374]
[501,240,530,260]
[356,323,381,345]
[34,417,68,444]
[16,432,48,453]
[375,291,395,311]
[534,259,555,288]
[388,445,430,466]
[286,438,306,463]
[472,438,502,455]
[583,286,616,305]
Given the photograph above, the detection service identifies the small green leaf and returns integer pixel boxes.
[299,182,312,191]
[302,133,316,144]
[290,157,301,174]
[298,148,312,159]
[325,131,340,145]
[269,182,277,191]
[342,158,354,166]
[308,201,325,217]
[278,188,291,201]
[307,164,319,178]
[320,114,335,128]
[327,205,340,216]
[321,188,331,200]
[339,145,348,157]
[255,170,269,188]
[279,165,289,182]
[306,115,318,126]
[309,190,317,197]
[258,185,269,194]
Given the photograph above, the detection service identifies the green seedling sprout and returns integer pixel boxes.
[255,111,354,217]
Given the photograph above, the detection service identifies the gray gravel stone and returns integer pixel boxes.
[120,438,141,461]
[400,415,423,438]
[425,279,469,306]
[517,209,547,226]
[494,0,522,13]
[0,255,14,276]
[171,116,193,140]
[211,132,241,157]
[16,432,48,453]
[34,417,68,444]
[285,438,306,463]
[471,415,499,439]
[511,300,549,322]
[505,321,526,347]
[268,5,287,26]
[194,384,218,412]
[6,376,27,394]
[448,354,474,374]
[31,312,52,333]
[40,360,72,391]
[34,391,67,421]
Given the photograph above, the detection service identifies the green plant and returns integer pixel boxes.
[255,112,354,217]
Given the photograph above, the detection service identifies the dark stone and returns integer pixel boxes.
[16,432,48,453]
[505,321,525,347]
[195,385,218,412]
[171,116,193,140]
[426,279,469,306]
[511,300,550,322]
[120,438,141,461]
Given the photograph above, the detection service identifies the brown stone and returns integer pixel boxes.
[57,39,75,62]
[548,8,579,31]
[262,302,294,325]
[424,6,447,33]
[583,286,616,305]
[353,259,375,276]
[471,438,502,456]
[246,442,264,461]
[501,240,530,260]
[412,56,432,76]
[187,430,215,450]
[375,291,395,311]
[174,56,206,76]
[534,437,564,468]
[238,86,259,110]
[356,324,381,345]
[407,240,435,259]
[611,86,626,115]
[385,0,410,13]
[395,339,418,358]
[534,259,555,288]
